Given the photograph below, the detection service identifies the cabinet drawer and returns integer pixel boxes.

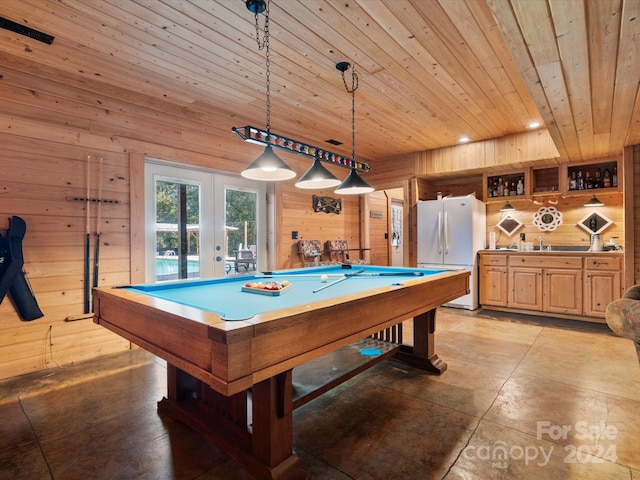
[480,255,507,267]
[585,256,621,271]
[508,255,582,269]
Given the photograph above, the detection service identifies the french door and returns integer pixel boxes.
[144,160,265,282]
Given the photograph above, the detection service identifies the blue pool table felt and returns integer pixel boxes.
[126,265,447,321]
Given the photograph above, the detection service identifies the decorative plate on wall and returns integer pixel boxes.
[577,211,613,235]
[497,215,523,236]
[533,206,563,231]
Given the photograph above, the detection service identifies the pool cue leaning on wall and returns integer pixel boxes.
[84,154,91,314]
[93,157,103,290]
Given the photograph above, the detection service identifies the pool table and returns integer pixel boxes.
[93,265,469,480]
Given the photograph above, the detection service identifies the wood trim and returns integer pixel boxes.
[129,152,145,284]
[618,146,640,290]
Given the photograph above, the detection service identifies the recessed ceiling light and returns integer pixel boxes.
[527,121,541,129]
[458,136,471,143]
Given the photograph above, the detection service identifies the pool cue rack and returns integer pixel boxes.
[65,196,121,204]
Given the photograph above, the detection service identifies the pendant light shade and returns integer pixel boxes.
[500,201,515,212]
[295,157,340,189]
[334,168,374,195]
[584,195,604,207]
[241,145,296,181]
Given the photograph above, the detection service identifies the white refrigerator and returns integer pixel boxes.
[417,195,486,310]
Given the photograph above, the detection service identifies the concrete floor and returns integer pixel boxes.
[1,308,639,479]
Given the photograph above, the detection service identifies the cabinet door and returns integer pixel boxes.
[480,266,508,306]
[584,271,621,317]
[509,267,542,310]
[543,269,583,315]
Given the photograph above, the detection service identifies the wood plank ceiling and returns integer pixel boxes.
[1,0,639,171]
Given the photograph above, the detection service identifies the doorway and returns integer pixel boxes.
[144,160,265,282]
[391,199,404,266]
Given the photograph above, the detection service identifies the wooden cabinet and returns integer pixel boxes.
[509,267,542,310]
[479,251,622,322]
[544,268,583,315]
[479,255,508,306]
[584,256,623,318]
[484,170,527,202]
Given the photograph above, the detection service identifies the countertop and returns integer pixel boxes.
[479,248,623,255]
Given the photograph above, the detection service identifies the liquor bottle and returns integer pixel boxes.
[577,170,584,190]
[603,169,611,188]
[510,180,516,195]
[585,171,592,189]
[612,166,618,187]
[569,171,577,190]
[594,168,602,188]
[517,176,524,195]
[504,179,509,196]
[497,178,503,196]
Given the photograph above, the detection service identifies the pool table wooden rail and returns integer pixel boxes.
[93,270,468,397]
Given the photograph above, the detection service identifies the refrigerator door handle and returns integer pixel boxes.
[437,211,443,254]
[443,211,449,254]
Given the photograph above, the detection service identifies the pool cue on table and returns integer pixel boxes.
[93,157,103,290]
[84,154,91,314]
[260,272,345,278]
[313,267,364,293]
[355,271,424,277]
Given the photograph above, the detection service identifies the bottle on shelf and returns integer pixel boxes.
[510,180,516,195]
[594,168,602,188]
[569,171,577,190]
[497,177,503,196]
[612,166,618,187]
[603,169,611,188]
[517,176,524,195]
[577,170,584,190]
[585,171,592,189]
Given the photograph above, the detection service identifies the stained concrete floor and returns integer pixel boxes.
[1,308,639,479]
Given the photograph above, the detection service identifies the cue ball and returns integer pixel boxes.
[320,274,329,282]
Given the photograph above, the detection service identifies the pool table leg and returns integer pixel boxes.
[160,365,308,480]
[394,308,447,375]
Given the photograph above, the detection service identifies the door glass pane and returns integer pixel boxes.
[155,180,201,281]
[224,187,257,275]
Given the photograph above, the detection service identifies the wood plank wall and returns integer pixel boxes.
[0,55,366,380]
[275,164,363,269]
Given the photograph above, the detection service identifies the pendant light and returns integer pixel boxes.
[295,157,340,189]
[241,0,295,181]
[334,62,374,195]
[500,201,515,212]
[584,195,604,207]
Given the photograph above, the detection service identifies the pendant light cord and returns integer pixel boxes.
[253,1,271,133]
[341,66,359,162]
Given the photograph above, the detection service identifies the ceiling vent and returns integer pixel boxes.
[0,16,54,44]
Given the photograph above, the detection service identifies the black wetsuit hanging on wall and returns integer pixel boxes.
[0,216,44,321]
